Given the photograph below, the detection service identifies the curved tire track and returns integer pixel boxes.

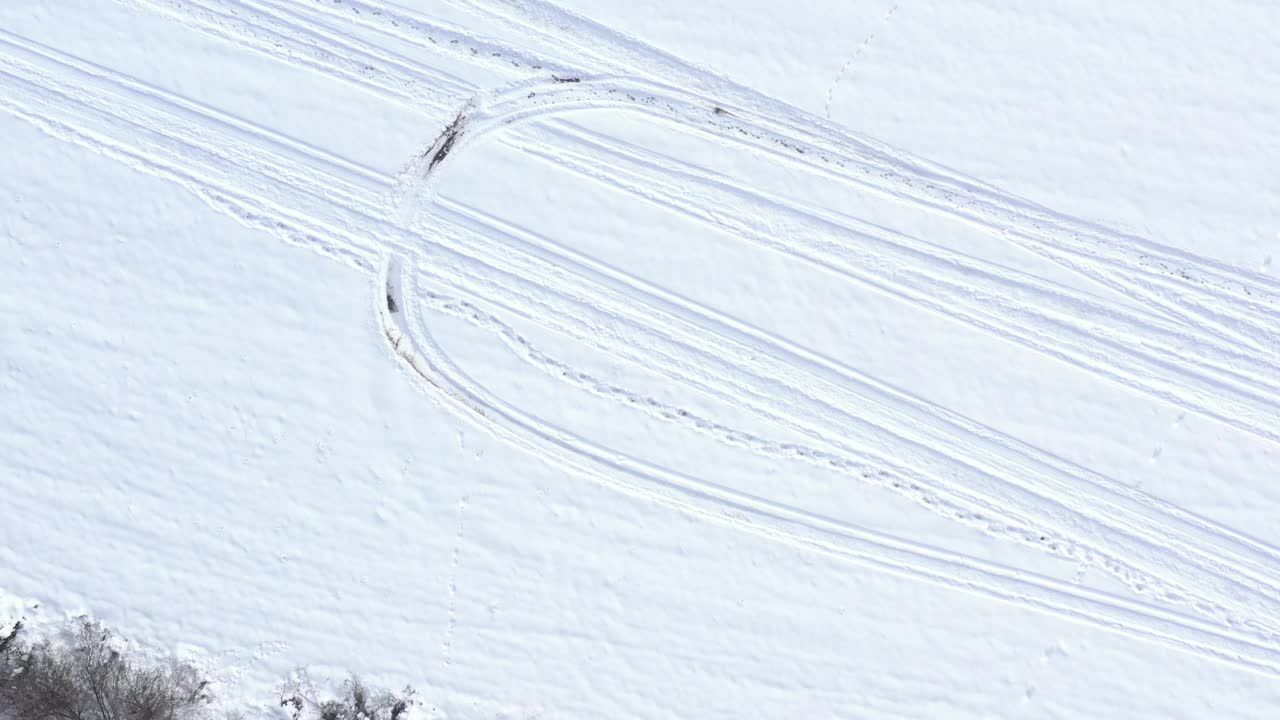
[4,31,1280,639]
[504,120,1280,443]
[381,257,1280,680]
[129,0,1280,448]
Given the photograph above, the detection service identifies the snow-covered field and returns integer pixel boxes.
[2,0,1278,717]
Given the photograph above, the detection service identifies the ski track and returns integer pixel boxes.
[125,0,1280,450]
[379,259,1280,680]
[4,16,1280,669]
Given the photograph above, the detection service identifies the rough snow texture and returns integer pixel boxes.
[2,0,1279,717]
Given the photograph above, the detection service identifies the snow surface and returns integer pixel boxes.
[2,0,1279,717]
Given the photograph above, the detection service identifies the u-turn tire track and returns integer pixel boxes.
[315,0,1280,352]
[232,0,1279,352]
[3,31,1279,639]
[155,0,1280,340]
[125,0,1280,448]
[382,69,1280,630]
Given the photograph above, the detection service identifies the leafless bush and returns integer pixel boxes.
[279,675,413,720]
[0,618,213,720]
[2,619,419,720]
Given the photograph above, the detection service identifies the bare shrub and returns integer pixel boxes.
[279,675,413,720]
[2,618,418,720]
[0,618,213,720]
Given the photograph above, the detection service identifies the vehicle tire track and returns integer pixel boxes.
[191,0,1280,334]
[5,34,1279,639]
[130,0,1280,445]
[502,120,1280,443]
[122,0,474,112]
[445,0,1280,350]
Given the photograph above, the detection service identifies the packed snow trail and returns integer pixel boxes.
[129,0,1280,449]
[4,28,1280,647]
[282,0,1280,348]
